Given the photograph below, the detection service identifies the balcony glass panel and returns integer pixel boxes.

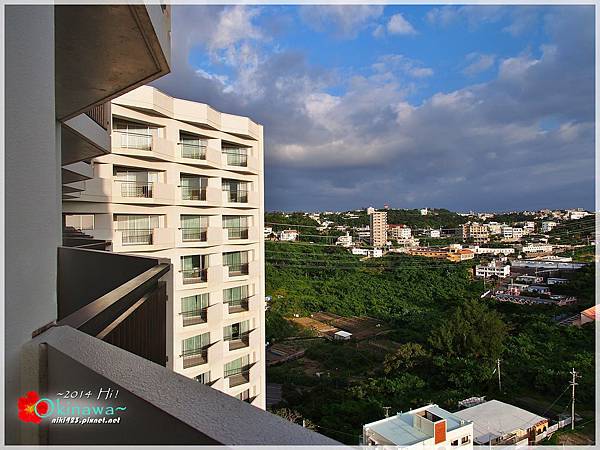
[181,175,207,200]
[181,215,208,241]
[181,293,209,326]
[224,355,250,386]
[223,215,249,240]
[180,133,207,160]
[223,146,248,167]
[181,333,210,368]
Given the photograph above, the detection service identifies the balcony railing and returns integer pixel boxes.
[180,308,207,327]
[120,229,153,245]
[226,263,249,277]
[225,367,251,387]
[182,268,208,284]
[224,189,248,203]
[118,180,153,198]
[223,150,248,167]
[226,331,252,351]
[85,102,111,130]
[225,296,250,313]
[181,227,207,242]
[225,227,249,240]
[180,142,207,160]
[181,186,207,201]
[181,347,208,369]
[114,130,153,150]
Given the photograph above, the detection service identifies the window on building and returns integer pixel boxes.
[181,255,208,284]
[223,285,249,313]
[179,132,207,159]
[223,215,249,239]
[222,145,248,167]
[114,214,162,245]
[222,179,248,202]
[181,215,208,241]
[223,251,249,276]
[181,333,210,368]
[180,293,209,326]
[195,371,211,384]
[180,174,208,200]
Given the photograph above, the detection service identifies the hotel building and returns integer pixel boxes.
[369,210,388,247]
[63,86,266,408]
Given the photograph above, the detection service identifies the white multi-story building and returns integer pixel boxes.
[469,246,515,256]
[279,229,299,241]
[475,260,511,278]
[363,404,473,448]
[63,86,266,408]
[541,221,557,232]
[522,244,553,254]
[487,222,503,235]
[420,208,429,216]
[388,224,412,240]
[502,226,524,241]
[336,232,353,247]
[369,210,387,247]
[566,209,591,220]
[351,247,383,258]
[428,229,441,238]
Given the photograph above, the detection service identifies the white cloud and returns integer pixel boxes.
[208,6,263,50]
[463,53,496,76]
[387,13,417,35]
[300,5,384,38]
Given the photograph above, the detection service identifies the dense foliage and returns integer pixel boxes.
[265,242,595,444]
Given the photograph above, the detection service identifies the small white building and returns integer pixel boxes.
[333,330,352,341]
[566,209,590,220]
[264,227,273,237]
[428,229,441,238]
[469,246,515,256]
[351,247,383,258]
[475,260,510,278]
[278,229,299,241]
[502,226,524,240]
[388,224,412,240]
[522,244,553,254]
[363,404,473,448]
[336,232,353,248]
[541,221,557,233]
[420,208,429,216]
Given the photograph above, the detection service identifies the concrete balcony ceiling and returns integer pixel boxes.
[55,5,171,121]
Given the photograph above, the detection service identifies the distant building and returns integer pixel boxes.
[447,248,475,262]
[566,209,590,220]
[454,400,549,446]
[369,210,387,248]
[486,222,503,235]
[502,226,524,241]
[475,260,510,278]
[278,229,299,241]
[264,226,273,237]
[420,208,429,216]
[351,247,383,258]
[462,222,490,244]
[522,244,553,254]
[547,277,569,285]
[388,224,411,240]
[428,229,441,238]
[336,232,353,248]
[515,275,544,285]
[469,246,515,256]
[512,260,586,270]
[333,330,352,341]
[366,206,375,215]
[575,305,596,326]
[363,404,473,448]
[541,221,558,233]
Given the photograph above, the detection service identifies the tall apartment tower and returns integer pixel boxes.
[369,210,387,247]
[63,86,266,408]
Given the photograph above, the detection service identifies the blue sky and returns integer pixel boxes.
[153,5,595,212]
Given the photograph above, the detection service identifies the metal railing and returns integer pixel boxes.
[223,150,248,167]
[180,308,208,327]
[85,102,111,130]
[225,227,249,240]
[224,189,248,203]
[181,186,207,201]
[117,180,153,198]
[119,229,153,245]
[114,130,153,150]
[182,268,208,284]
[181,227,207,242]
[226,263,249,277]
[181,347,208,369]
[225,367,251,387]
[226,331,251,350]
[180,142,207,160]
[224,296,250,313]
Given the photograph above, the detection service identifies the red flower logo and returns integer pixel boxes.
[18,391,48,423]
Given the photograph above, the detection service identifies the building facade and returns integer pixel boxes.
[63,86,266,408]
[475,260,510,278]
[388,224,412,240]
[363,404,473,448]
[369,210,388,247]
[462,222,490,244]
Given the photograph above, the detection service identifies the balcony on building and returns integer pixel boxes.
[110,118,174,160]
[180,174,209,202]
[180,214,208,242]
[223,215,252,241]
[179,132,207,160]
[224,285,251,314]
[222,179,249,204]
[225,355,254,388]
[224,320,253,351]
[181,331,212,369]
[180,293,209,327]
[223,251,250,279]
[181,255,208,285]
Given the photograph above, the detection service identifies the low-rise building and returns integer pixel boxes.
[522,244,553,254]
[279,229,299,241]
[447,248,475,262]
[388,224,412,240]
[486,222,503,235]
[363,404,473,448]
[469,246,515,256]
[336,232,353,247]
[547,277,569,285]
[428,229,441,238]
[475,260,510,278]
[454,400,549,445]
[502,226,524,241]
[462,222,490,244]
[351,247,383,258]
[541,221,557,233]
[420,208,429,215]
[566,209,591,220]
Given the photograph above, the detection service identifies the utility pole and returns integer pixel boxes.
[497,359,502,392]
[570,368,578,430]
